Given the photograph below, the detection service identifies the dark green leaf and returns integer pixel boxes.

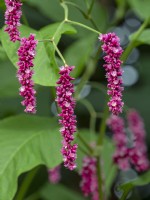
[0,61,19,98]
[40,183,85,200]
[0,114,62,200]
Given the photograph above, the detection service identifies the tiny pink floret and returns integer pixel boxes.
[99,33,124,115]
[17,34,38,114]
[4,0,22,42]
[56,66,77,170]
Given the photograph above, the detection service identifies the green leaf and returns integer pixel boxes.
[1,23,76,86]
[64,35,96,77]
[0,61,19,98]
[130,29,150,46]
[76,130,117,195]
[40,183,85,200]
[127,0,150,20]
[0,114,62,200]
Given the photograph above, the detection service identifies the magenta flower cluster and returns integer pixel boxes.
[127,110,150,172]
[107,115,130,171]
[108,110,150,172]
[99,33,124,115]
[4,0,22,42]
[17,34,38,114]
[80,156,99,200]
[48,165,61,184]
[56,66,77,170]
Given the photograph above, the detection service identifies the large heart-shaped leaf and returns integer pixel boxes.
[1,23,76,86]
[0,114,62,200]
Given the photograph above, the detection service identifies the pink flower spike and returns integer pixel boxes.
[17,34,38,114]
[80,156,99,200]
[107,115,130,171]
[48,165,61,184]
[127,110,150,172]
[56,66,77,170]
[99,33,124,115]
[4,0,22,42]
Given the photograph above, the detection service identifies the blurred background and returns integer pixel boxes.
[0,0,150,199]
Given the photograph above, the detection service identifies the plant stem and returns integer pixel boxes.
[121,18,149,62]
[66,19,101,34]
[61,2,69,20]
[52,41,67,66]
[97,156,103,200]
[97,102,109,146]
[15,167,40,200]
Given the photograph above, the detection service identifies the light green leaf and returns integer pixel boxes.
[0,114,62,200]
[1,23,76,86]
[40,183,86,200]
[64,35,96,77]
[127,0,150,20]
[0,61,19,98]
[130,29,150,46]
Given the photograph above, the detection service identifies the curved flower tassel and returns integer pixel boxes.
[80,156,99,200]
[17,34,38,113]
[56,66,77,170]
[4,0,22,42]
[107,115,130,171]
[127,110,150,172]
[99,33,124,115]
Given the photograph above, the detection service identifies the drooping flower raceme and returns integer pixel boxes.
[107,115,130,170]
[99,33,124,115]
[48,165,61,184]
[127,110,150,172]
[17,34,38,114]
[80,156,99,200]
[4,0,22,42]
[56,66,77,170]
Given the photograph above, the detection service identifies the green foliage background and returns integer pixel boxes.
[0,0,150,200]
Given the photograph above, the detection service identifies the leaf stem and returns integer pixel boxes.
[15,167,40,200]
[121,18,149,62]
[66,19,101,35]
[52,41,67,66]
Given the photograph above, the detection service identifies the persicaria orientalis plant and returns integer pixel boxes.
[1,0,150,200]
